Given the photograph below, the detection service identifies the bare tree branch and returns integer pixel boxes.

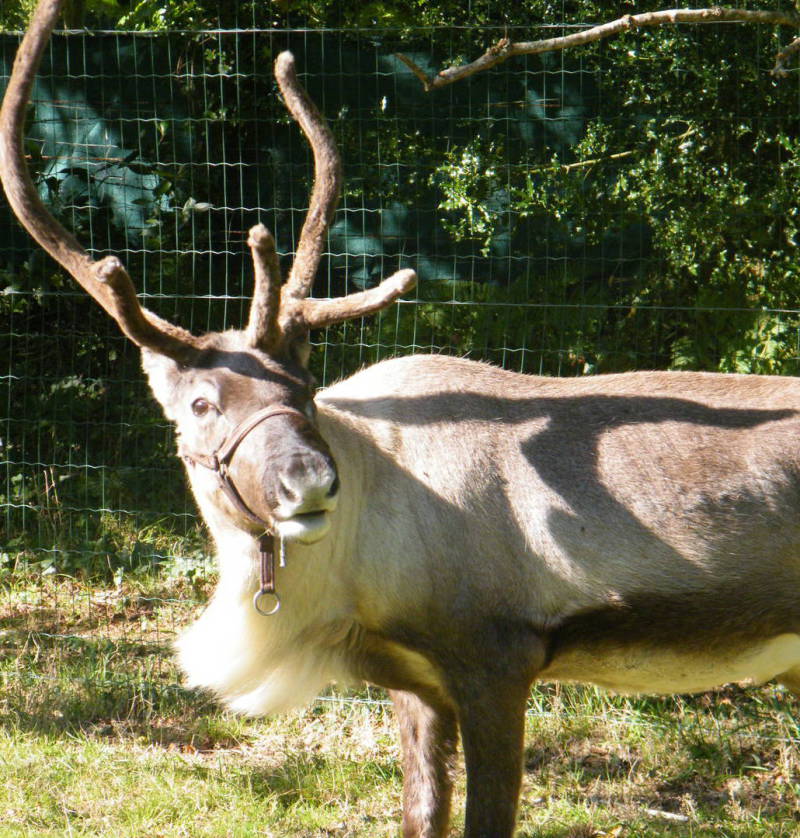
[774,34,800,76]
[396,8,800,91]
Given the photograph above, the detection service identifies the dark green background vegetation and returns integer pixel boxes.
[1,0,799,576]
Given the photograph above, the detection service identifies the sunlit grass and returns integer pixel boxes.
[3,574,800,836]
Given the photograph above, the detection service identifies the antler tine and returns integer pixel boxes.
[245,223,282,351]
[273,53,415,338]
[0,0,198,361]
[301,269,417,330]
[274,51,343,303]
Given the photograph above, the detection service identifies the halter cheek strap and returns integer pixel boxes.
[179,405,307,616]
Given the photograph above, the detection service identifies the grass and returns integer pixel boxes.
[3,573,800,837]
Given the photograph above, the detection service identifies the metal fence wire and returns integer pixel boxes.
[1,22,800,705]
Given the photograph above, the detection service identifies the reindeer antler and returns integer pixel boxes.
[247,52,416,350]
[274,52,342,303]
[1,3,415,360]
[0,0,199,360]
[246,223,282,352]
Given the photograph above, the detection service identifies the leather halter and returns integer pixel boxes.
[180,404,307,616]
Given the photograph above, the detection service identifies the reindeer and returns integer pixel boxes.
[5,1,800,836]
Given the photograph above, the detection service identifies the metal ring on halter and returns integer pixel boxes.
[253,589,281,616]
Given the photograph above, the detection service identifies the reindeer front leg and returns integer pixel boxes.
[456,682,530,837]
[447,622,546,838]
[390,690,458,838]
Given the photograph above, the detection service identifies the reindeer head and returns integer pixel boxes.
[0,0,416,546]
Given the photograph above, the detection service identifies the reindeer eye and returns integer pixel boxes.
[192,398,211,417]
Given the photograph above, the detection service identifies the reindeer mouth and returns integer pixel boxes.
[272,481,338,544]
[274,510,332,543]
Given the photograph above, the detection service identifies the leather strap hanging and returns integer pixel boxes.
[255,532,280,616]
[180,404,306,616]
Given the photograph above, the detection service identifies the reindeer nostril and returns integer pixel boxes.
[275,462,339,512]
[278,476,300,505]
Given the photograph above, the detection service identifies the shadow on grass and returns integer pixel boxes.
[0,574,214,736]
[521,684,800,837]
[0,617,217,744]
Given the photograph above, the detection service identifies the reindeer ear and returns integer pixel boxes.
[140,348,183,419]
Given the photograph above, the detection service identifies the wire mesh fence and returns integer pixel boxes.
[1,20,800,714]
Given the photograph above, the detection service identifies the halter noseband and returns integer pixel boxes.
[180,404,307,616]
